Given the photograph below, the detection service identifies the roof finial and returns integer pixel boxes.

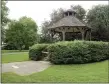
[64,9,76,17]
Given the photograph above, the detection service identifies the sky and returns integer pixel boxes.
[6,1,108,33]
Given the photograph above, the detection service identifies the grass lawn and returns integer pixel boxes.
[2,50,29,53]
[2,60,108,83]
[2,52,29,63]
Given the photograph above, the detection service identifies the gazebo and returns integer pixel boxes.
[47,9,91,41]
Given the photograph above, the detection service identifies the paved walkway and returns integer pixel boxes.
[2,61,51,76]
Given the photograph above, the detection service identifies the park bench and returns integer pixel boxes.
[42,51,49,61]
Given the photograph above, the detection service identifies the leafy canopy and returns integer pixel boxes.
[87,5,109,41]
[1,1,10,43]
[5,16,38,50]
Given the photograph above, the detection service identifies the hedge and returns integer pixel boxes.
[47,40,109,64]
[29,44,49,61]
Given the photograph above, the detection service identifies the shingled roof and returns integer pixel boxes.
[48,16,87,29]
[48,9,90,29]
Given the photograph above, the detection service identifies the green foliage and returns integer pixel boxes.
[29,44,49,61]
[47,40,109,64]
[41,9,64,43]
[50,8,64,24]
[5,16,38,50]
[71,5,86,20]
[86,5,109,41]
[1,1,10,43]
[37,34,53,43]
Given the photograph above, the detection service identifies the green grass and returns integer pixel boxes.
[2,60,108,83]
[2,50,29,53]
[2,52,29,63]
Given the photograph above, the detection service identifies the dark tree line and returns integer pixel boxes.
[86,5,109,41]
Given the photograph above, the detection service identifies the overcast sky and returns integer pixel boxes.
[7,1,108,33]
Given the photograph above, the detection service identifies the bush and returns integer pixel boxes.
[29,44,49,61]
[47,40,109,64]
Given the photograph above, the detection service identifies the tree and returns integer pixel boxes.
[40,21,52,43]
[41,8,64,37]
[5,16,38,50]
[86,5,109,41]
[1,1,10,44]
[50,8,64,24]
[41,20,51,36]
[71,5,86,21]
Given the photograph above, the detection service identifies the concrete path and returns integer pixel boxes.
[2,61,51,76]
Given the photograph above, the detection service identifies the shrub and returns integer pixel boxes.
[47,40,109,64]
[29,44,49,61]
[87,42,109,62]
